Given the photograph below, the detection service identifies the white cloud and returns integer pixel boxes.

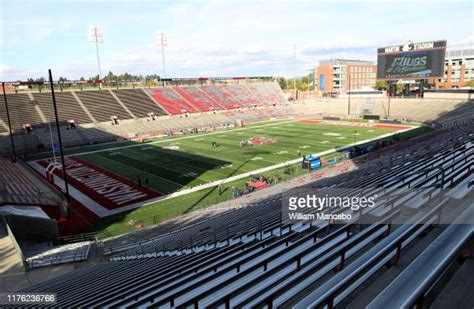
[1,1,472,80]
[0,64,44,81]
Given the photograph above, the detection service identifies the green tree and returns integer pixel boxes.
[105,71,117,81]
[464,80,474,88]
[396,83,404,92]
[375,80,388,90]
[276,77,287,90]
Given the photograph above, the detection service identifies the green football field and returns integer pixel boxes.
[67,118,427,238]
[77,119,400,195]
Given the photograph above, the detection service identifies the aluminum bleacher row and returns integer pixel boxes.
[32,92,92,123]
[0,82,287,128]
[201,84,241,108]
[0,104,296,157]
[0,82,289,156]
[173,86,225,112]
[367,205,474,309]
[105,125,473,258]
[76,90,133,122]
[0,158,61,205]
[12,123,473,308]
[22,241,92,269]
[113,88,168,118]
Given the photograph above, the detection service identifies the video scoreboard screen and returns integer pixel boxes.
[376,40,446,80]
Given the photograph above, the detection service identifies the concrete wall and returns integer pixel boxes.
[5,214,59,243]
[424,92,473,100]
[292,97,471,122]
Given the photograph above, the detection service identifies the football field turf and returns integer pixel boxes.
[63,119,426,237]
[77,119,401,195]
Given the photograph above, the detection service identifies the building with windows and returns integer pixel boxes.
[315,59,377,94]
[434,47,474,88]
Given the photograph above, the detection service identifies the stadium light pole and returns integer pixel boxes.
[88,26,104,87]
[48,69,71,215]
[2,82,16,162]
[159,32,168,79]
[293,44,297,98]
[387,73,391,119]
[347,71,351,116]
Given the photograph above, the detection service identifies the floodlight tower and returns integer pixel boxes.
[157,32,168,79]
[293,44,297,97]
[88,25,104,82]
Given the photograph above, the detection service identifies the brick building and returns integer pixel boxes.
[315,59,377,94]
[434,47,474,88]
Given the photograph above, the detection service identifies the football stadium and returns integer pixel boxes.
[0,1,473,308]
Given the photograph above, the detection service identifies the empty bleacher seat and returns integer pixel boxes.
[76,90,132,122]
[112,89,167,118]
[32,92,93,124]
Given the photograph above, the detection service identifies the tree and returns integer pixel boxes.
[464,80,474,88]
[105,71,116,81]
[276,77,287,90]
[396,83,404,92]
[375,80,388,90]
[145,74,160,81]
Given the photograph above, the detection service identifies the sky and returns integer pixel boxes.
[0,0,473,81]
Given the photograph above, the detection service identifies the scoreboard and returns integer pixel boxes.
[376,40,446,80]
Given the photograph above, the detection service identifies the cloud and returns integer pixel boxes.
[1,1,472,80]
[0,64,44,81]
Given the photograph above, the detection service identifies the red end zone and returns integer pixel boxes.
[37,156,162,210]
